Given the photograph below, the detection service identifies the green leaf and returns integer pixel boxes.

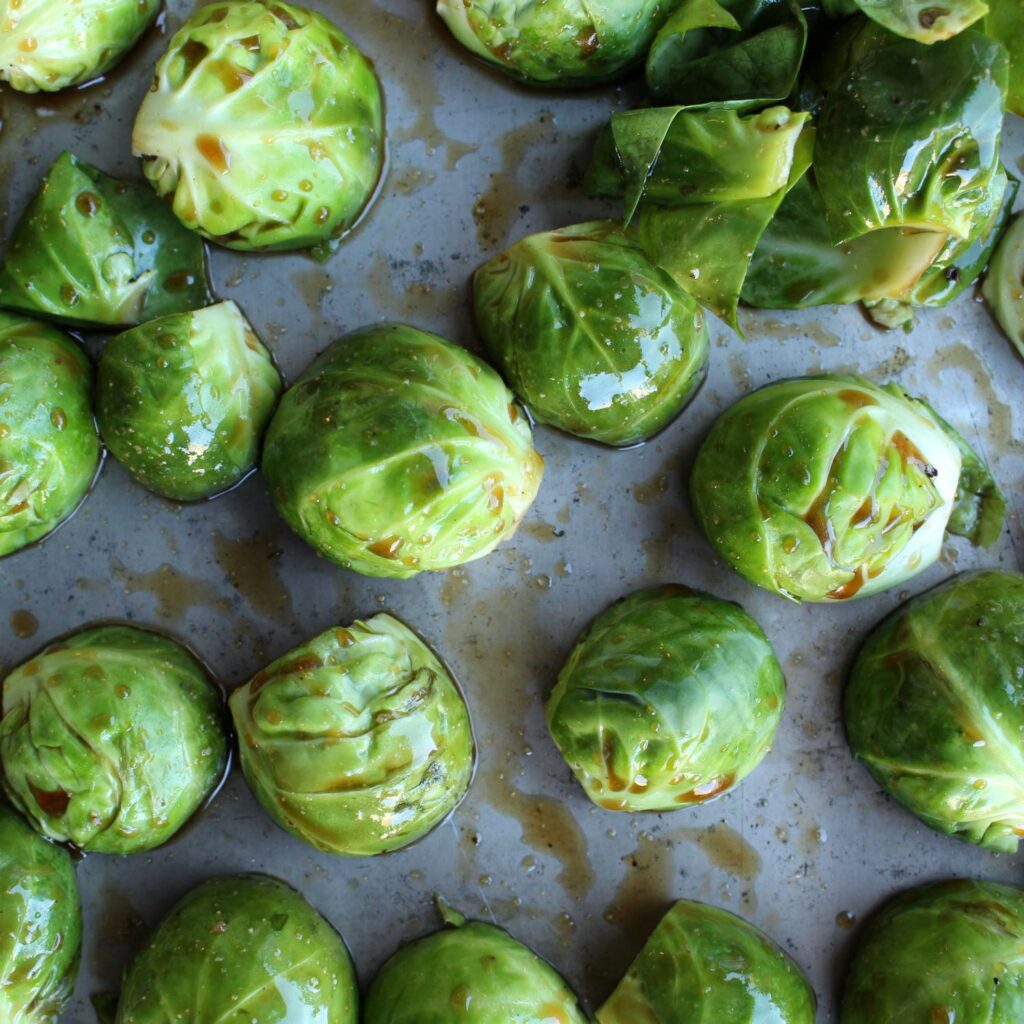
[853,0,988,43]
[983,0,1024,113]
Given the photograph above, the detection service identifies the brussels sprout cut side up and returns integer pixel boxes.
[984,212,1024,359]
[0,625,229,855]
[97,301,282,502]
[113,875,358,1024]
[0,803,82,1024]
[231,613,475,857]
[132,1,385,258]
[547,585,785,812]
[262,323,544,579]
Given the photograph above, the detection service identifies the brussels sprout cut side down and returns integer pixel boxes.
[547,586,785,812]
[0,625,229,855]
[231,613,475,857]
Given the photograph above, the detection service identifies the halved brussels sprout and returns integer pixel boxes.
[132,1,384,257]
[690,375,1004,603]
[436,0,674,87]
[0,0,158,93]
[0,313,101,558]
[840,879,1024,1024]
[114,875,358,1024]
[230,613,475,857]
[547,586,784,812]
[983,213,1024,359]
[845,570,1024,852]
[365,903,587,1023]
[0,152,213,329]
[0,625,228,854]
[0,803,81,1024]
[473,222,709,447]
[262,323,543,579]
[97,301,281,501]
[597,900,816,1023]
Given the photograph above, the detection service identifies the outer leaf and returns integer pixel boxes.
[983,0,1024,113]
[983,212,1024,358]
[853,0,988,43]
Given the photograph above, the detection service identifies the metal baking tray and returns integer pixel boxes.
[1,1,1022,1020]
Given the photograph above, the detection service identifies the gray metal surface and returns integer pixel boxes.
[1,2,1022,1020]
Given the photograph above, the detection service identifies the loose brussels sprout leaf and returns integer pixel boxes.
[0,0,158,93]
[0,625,228,854]
[0,313,100,558]
[115,875,357,1024]
[983,212,1024,359]
[646,0,808,107]
[846,571,1024,852]
[0,803,81,1024]
[97,301,281,501]
[984,0,1023,113]
[262,323,543,579]
[689,375,1003,602]
[0,152,212,329]
[597,900,816,1024]
[365,906,587,1023]
[815,29,1007,243]
[132,1,384,257]
[473,221,709,447]
[435,0,674,87]
[840,879,1024,1023]
[852,0,988,43]
[231,613,475,857]
[547,586,785,812]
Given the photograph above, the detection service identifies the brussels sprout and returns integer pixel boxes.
[840,878,1024,1024]
[97,302,281,501]
[230,613,474,857]
[983,213,1024,359]
[852,0,987,43]
[473,222,709,447]
[0,313,100,558]
[597,900,816,1023]
[436,0,674,87]
[690,375,1004,603]
[262,323,543,579]
[0,803,81,1024]
[114,874,358,1024]
[547,586,784,812]
[0,0,158,93]
[845,570,1024,852]
[984,0,1023,114]
[365,903,587,1023]
[0,625,228,854]
[132,1,384,257]
[0,152,212,329]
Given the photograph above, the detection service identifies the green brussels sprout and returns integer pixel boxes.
[364,903,587,1024]
[851,0,987,43]
[0,313,101,558]
[984,0,1023,114]
[436,0,674,87]
[597,900,816,1023]
[230,613,475,857]
[690,375,1005,603]
[97,301,281,501]
[473,222,709,447]
[132,1,384,258]
[0,152,213,329]
[983,213,1024,359]
[845,570,1024,852]
[0,803,81,1024]
[114,874,358,1024]
[546,586,785,812]
[262,323,543,579]
[0,0,158,93]
[0,625,228,855]
[840,879,1024,1024]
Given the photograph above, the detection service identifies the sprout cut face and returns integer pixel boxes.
[230,614,475,857]
[132,1,385,256]
[114,875,358,1024]
[0,625,229,854]
[97,302,282,501]
[983,213,1024,359]
[262,323,544,579]
[473,221,710,447]
[547,586,785,812]
[0,313,101,558]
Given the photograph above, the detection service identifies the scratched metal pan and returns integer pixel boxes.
[0,2,1021,1020]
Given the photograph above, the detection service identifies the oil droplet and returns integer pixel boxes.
[836,910,856,929]
[9,609,38,638]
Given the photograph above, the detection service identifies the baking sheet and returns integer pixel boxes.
[1,2,1022,1019]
